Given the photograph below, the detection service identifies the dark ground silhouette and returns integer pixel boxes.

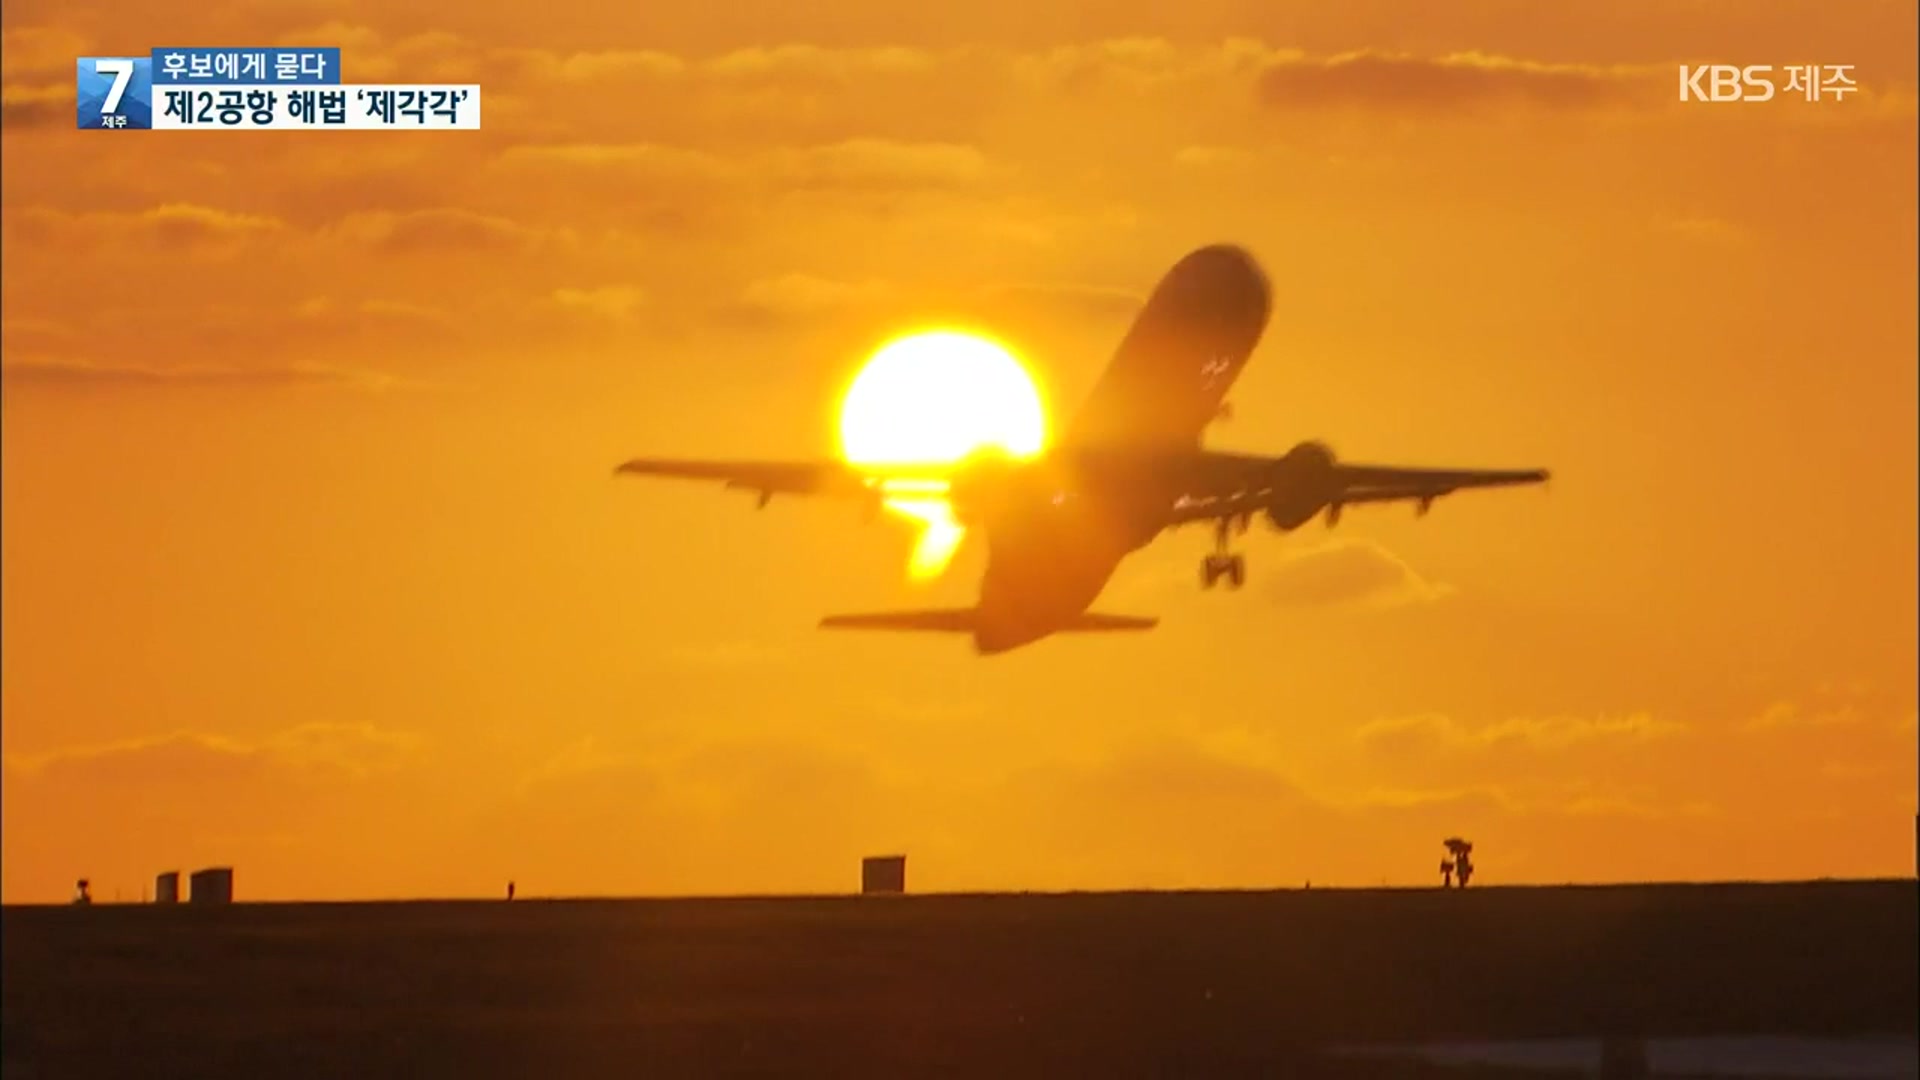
[4,880,1913,1079]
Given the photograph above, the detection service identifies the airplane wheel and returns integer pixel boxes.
[1226,557,1246,590]
[1200,560,1218,589]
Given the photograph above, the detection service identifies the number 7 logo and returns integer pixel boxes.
[95,59,134,113]
[77,55,152,129]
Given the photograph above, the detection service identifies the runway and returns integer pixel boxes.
[5,880,1913,1078]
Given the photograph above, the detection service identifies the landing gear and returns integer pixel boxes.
[1200,519,1247,590]
[1201,554,1246,589]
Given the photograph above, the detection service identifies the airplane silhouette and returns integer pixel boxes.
[617,244,1549,654]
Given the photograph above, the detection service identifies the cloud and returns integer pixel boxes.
[503,47,688,82]
[1660,217,1749,245]
[239,144,470,224]
[143,204,284,247]
[1,724,429,900]
[550,285,646,321]
[488,735,895,893]
[1339,784,1521,811]
[989,734,1726,889]
[514,735,878,806]
[1262,539,1451,609]
[5,204,285,256]
[311,34,1281,101]
[255,723,426,777]
[1356,711,1687,755]
[238,294,470,357]
[1,356,399,392]
[493,142,730,177]
[350,35,941,88]
[2,81,68,128]
[1258,50,1646,112]
[1863,85,1920,118]
[1055,739,1322,812]
[0,26,89,78]
[493,139,994,197]
[1742,701,1866,732]
[1012,37,1278,93]
[485,144,749,230]
[4,723,425,786]
[272,22,385,59]
[330,35,1724,130]
[771,138,993,191]
[293,296,460,335]
[706,44,938,81]
[0,316,74,350]
[1337,778,1717,822]
[1172,145,1256,169]
[985,281,1143,320]
[3,203,286,259]
[325,208,565,255]
[513,735,637,797]
[1558,793,1718,819]
[274,28,479,83]
[659,640,792,669]
[5,732,261,791]
[729,273,896,323]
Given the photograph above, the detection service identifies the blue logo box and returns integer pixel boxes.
[76,56,153,129]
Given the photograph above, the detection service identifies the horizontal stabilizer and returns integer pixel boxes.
[1056,613,1158,632]
[818,610,1158,633]
[819,609,978,632]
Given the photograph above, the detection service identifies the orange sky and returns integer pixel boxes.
[3,1,1916,903]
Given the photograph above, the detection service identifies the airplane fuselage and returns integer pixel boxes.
[967,243,1272,653]
[971,484,1163,653]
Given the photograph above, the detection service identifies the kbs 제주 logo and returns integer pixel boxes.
[1677,64,1858,103]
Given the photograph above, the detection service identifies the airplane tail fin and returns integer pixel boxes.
[818,609,1157,633]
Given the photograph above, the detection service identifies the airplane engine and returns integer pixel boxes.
[1263,440,1336,531]
[1264,497,1318,531]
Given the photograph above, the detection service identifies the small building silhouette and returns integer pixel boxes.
[861,855,906,895]
[154,872,180,904]
[188,867,233,904]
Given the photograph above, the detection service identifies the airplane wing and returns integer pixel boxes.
[1326,463,1551,493]
[1161,447,1549,528]
[613,458,890,505]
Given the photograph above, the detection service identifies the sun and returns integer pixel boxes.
[839,330,1046,467]
[838,330,1047,580]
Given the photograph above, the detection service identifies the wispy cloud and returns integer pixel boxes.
[7,203,285,255]
[5,723,426,782]
[1356,711,1687,753]
[2,356,403,392]
[324,207,570,255]
[550,285,647,321]
[1743,702,1867,731]
[1258,50,1650,112]
[1263,539,1452,609]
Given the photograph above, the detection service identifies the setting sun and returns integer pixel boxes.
[838,330,1047,579]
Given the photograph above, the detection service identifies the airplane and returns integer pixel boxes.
[616,244,1549,655]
